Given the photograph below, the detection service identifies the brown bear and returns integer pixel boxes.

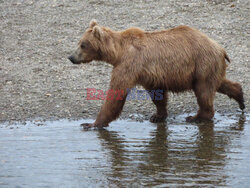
[68,20,245,128]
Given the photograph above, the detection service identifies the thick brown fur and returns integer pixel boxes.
[68,20,245,127]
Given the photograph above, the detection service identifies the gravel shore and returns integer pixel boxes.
[0,0,249,123]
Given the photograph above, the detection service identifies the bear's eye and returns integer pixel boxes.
[80,42,86,49]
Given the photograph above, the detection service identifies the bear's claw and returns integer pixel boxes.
[239,102,245,110]
[80,123,109,130]
[150,114,167,123]
[186,116,213,123]
[186,116,200,123]
[80,123,95,130]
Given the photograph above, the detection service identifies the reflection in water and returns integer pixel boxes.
[98,130,127,185]
[0,113,248,187]
[97,113,247,187]
[229,113,246,131]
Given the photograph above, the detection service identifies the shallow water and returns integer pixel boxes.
[0,113,249,187]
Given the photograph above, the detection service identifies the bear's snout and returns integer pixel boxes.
[68,55,79,64]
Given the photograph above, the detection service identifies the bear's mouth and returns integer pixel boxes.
[82,59,92,64]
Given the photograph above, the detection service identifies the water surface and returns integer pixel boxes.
[0,113,249,187]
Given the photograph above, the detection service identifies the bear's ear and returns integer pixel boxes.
[89,19,97,28]
[92,26,103,40]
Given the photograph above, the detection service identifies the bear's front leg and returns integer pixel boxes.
[81,90,127,129]
[81,91,127,129]
[94,94,127,128]
[82,67,135,129]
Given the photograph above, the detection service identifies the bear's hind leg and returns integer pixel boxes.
[149,90,168,123]
[186,82,215,122]
[217,79,245,110]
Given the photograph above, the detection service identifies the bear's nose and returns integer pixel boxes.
[68,55,78,64]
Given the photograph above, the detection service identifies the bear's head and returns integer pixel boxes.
[68,20,113,64]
